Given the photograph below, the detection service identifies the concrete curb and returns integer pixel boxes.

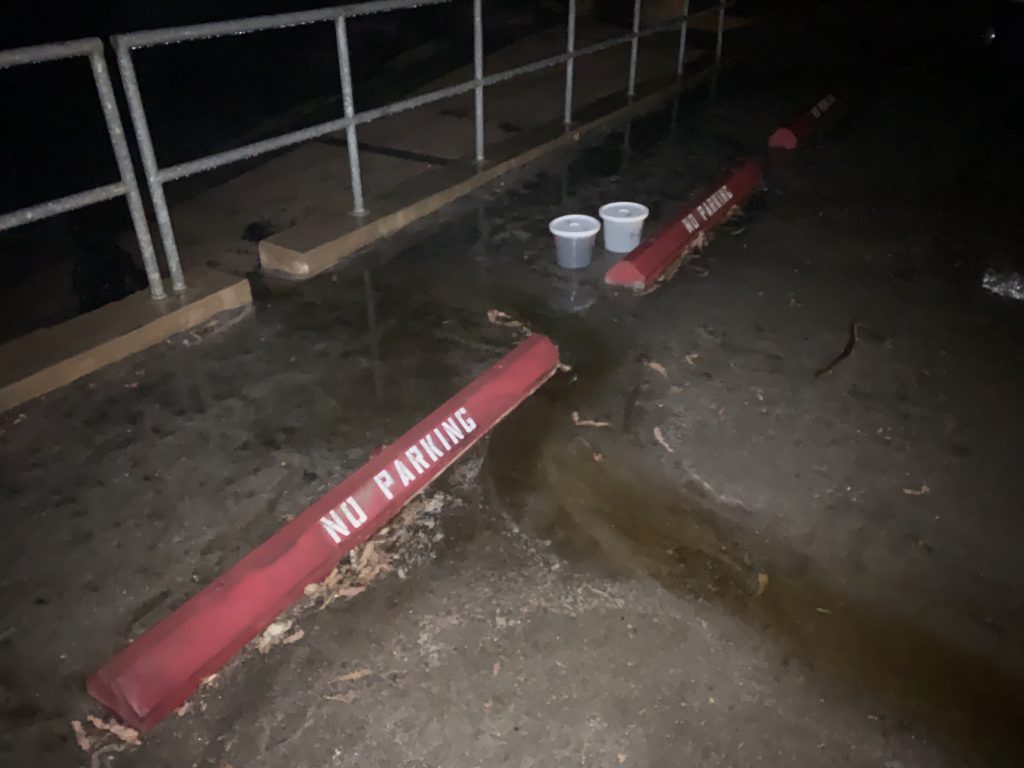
[0,266,252,413]
[605,158,764,291]
[87,333,560,730]
[259,64,728,280]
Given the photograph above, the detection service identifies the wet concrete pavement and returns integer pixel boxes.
[4,1,1024,766]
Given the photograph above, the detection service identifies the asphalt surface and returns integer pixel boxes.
[3,1,1024,766]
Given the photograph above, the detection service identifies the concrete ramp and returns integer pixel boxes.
[0,266,251,413]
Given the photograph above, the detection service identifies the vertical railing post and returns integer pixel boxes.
[113,39,187,295]
[88,47,166,300]
[563,0,577,126]
[627,0,642,99]
[335,16,366,216]
[472,0,485,162]
[715,0,726,67]
[711,0,726,99]
[675,0,690,79]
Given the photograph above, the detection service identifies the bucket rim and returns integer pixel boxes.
[599,201,650,224]
[549,214,601,238]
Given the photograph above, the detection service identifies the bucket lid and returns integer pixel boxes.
[549,214,601,239]
[599,201,650,224]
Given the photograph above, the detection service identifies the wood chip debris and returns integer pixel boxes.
[333,668,372,683]
[684,353,699,366]
[645,361,669,379]
[572,410,611,428]
[71,720,92,752]
[902,484,930,496]
[756,572,770,596]
[653,427,673,453]
[486,309,524,329]
[815,607,833,615]
[257,620,296,654]
[85,715,142,746]
[282,628,305,645]
[592,451,604,463]
[334,585,368,599]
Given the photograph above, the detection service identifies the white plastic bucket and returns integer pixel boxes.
[549,214,601,269]
[599,201,650,253]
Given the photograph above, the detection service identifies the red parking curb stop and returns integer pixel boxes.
[604,158,764,291]
[768,93,840,149]
[87,334,560,730]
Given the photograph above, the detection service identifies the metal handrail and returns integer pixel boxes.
[116,0,453,48]
[113,0,730,294]
[0,38,167,299]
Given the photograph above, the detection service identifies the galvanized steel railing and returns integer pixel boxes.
[0,38,168,299]
[2,0,730,300]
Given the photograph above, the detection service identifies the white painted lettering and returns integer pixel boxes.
[374,469,395,500]
[319,496,368,544]
[813,95,835,120]
[433,427,451,451]
[455,407,477,433]
[405,445,430,474]
[441,417,464,444]
[394,458,417,487]
[319,507,350,544]
[419,434,444,461]
[343,497,367,528]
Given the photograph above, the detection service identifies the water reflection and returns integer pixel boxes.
[363,269,383,400]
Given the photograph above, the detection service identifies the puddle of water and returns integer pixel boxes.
[485,386,1024,765]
